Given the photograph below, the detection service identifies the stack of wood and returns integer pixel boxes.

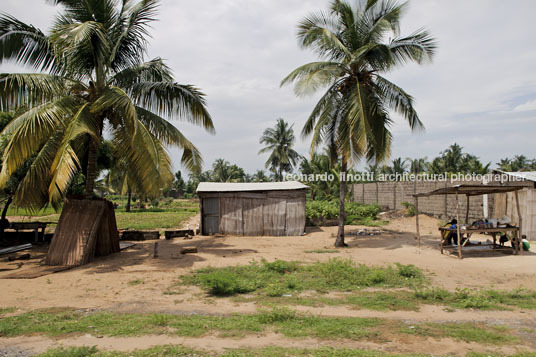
[45,198,120,266]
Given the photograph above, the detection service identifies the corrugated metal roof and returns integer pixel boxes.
[496,170,536,182]
[196,181,309,193]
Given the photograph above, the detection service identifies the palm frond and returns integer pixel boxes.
[298,11,350,61]
[127,81,214,133]
[50,20,111,79]
[110,0,160,71]
[0,14,55,71]
[281,61,347,97]
[390,28,436,65]
[0,73,72,111]
[92,86,137,137]
[109,57,173,87]
[374,75,423,130]
[135,105,203,172]
[0,97,79,186]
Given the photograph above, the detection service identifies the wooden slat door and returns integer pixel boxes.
[202,198,220,235]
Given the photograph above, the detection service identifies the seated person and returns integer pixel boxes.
[442,219,466,245]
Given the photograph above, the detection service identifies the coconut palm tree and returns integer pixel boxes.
[0,0,214,210]
[252,170,270,182]
[258,118,301,181]
[282,0,436,246]
[390,157,407,176]
[211,159,245,183]
[408,157,428,174]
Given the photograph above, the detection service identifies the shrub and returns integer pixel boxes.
[368,270,386,284]
[198,271,255,296]
[184,258,426,297]
[262,259,298,274]
[265,284,287,297]
[401,201,416,216]
[306,200,380,226]
[395,263,423,279]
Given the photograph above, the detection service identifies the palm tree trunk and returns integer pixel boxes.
[85,139,98,197]
[335,160,347,247]
[126,188,131,212]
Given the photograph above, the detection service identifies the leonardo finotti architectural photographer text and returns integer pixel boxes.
[285,172,524,183]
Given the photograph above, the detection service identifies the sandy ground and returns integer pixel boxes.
[1,213,536,355]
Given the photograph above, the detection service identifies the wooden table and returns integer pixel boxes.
[9,222,48,243]
[439,227,520,258]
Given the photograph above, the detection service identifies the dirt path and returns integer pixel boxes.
[1,214,535,355]
[0,331,532,356]
[1,214,535,312]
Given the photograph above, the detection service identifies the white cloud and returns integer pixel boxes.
[514,99,536,112]
[1,0,536,174]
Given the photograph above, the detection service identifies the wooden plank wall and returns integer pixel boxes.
[263,198,287,236]
[220,197,243,235]
[495,188,535,240]
[200,190,306,236]
[285,197,305,236]
[243,198,264,235]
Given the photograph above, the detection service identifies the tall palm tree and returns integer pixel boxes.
[258,118,301,181]
[252,170,270,182]
[282,0,435,246]
[408,157,428,174]
[0,0,214,210]
[211,159,245,183]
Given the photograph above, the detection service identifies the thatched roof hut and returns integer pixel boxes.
[196,181,308,236]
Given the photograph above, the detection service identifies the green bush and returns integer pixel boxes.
[306,200,381,226]
[198,270,256,296]
[401,201,416,216]
[183,258,426,297]
[395,263,423,279]
[262,259,298,274]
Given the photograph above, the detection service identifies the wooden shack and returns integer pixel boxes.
[197,181,308,236]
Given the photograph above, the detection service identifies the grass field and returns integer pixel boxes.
[5,198,199,231]
[0,308,519,345]
[176,259,536,312]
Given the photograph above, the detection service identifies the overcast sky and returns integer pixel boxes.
[1,0,535,175]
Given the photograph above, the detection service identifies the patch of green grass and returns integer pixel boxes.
[127,279,144,286]
[0,308,380,341]
[401,322,518,345]
[304,249,340,254]
[38,345,429,357]
[6,206,60,216]
[3,308,520,349]
[114,210,195,230]
[344,292,419,311]
[222,347,427,357]
[349,217,389,226]
[0,307,16,315]
[8,199,199,231]
[234,290,420,311]
[413,287,536,310]
[38,345,205,357]
[466,353,536,357]
[182,258,427,297]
